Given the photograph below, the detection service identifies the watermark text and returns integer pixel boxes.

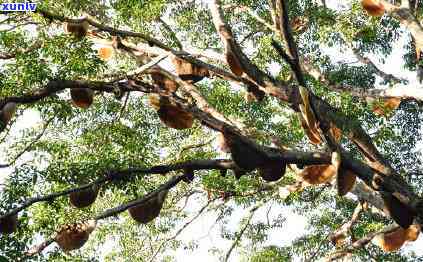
[0,2,37,12]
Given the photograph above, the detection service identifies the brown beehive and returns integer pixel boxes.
[157,105,193,130]
[0,214,18,234]
[298,112,321,145]
[372,98,401,116]
[97,46,113,60]
[69,185,99,208]
[149,95,193,130]
[64,21,89,38]
[405,224,421,241]
[128,190,168,224]
[298,86,321,146]
[330,232,347,247]
[372,227,406,252]
[151,71,178,93]
[337,169,357,196]
[70,88,94,109]
[382,193,416,229]
[55,220,96,252]
[171,56,209,84]
[330,125,342,142]
[258,161,286,182]
[0,102,17,132]
[225,43,243,76]
[361,0,385,17]
[299,152,340,185]
[300,165,337,185]
[222,129,265,172]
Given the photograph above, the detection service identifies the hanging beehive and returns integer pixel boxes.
[55,220,96,252]
[0,214,18,234]
[171,56,209,84]
[148,95,194,130]
[337,169,357,196]
[69,185,99,208]
[361,0,385,17]
[64,21,90,38]
[128,190,168,224]
[382,193,416,229]
[0,102,17,132]
[70,87,94,109]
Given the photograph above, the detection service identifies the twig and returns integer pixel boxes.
[117,54,168,81]
[115,92,130,122]
[224,202,263,262]
[304,232,331,262]
[178,138,214,156]
[25,238,54,257]
[148,197,219,262]
[0,114,56,168]
[157,18,183,50]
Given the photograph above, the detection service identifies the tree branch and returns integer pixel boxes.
[0,114,56,168]
[329,202,364,246]
[326,224,399,261]
[274,0,305,85]
[3,7,421,227]
[25,238,55,257]
[224,202,263,262]
[148,197,219,262]
[0,41,42,60]
[26,174,187,256]
[0,159,237,220]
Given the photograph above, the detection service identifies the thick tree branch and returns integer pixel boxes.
[326,225,399,261]
[329,202,364,246]
[6,7,422,226]
[26,174,187,256]
[274,0,305,85]
[0,159,237,220]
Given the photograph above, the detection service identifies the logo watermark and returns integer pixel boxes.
[0,2,37,12]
